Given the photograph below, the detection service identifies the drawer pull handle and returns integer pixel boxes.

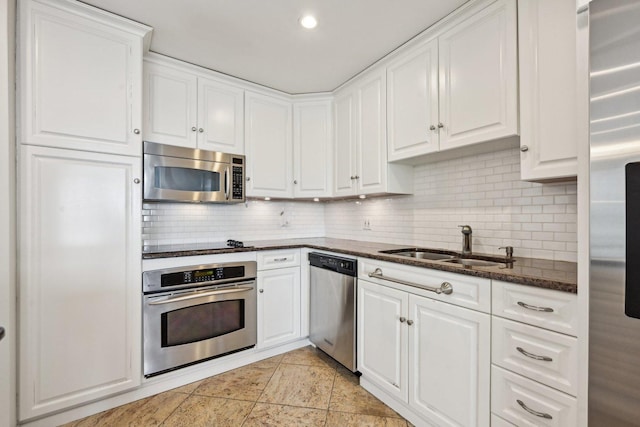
[273,257,288,262]
[517,399,553,419]
[368,268,453,295]
[517,301,554,312]
[516,346,553,362]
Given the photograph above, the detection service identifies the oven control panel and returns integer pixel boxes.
[143,261,257,293]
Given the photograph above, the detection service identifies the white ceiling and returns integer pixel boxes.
[80,0,469,94]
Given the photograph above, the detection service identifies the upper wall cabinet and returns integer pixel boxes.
[519,0,578,181]
[19,0,151,156]
[245,91,293,198]
[334,68,412,197]
[387,0,518,162]
[293,99,333,198]
[144,58,245,154]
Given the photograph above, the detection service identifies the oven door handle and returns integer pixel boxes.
[148,286,253,305]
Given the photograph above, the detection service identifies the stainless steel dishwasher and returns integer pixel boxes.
[309,252,357,372]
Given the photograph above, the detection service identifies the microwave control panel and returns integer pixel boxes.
[232,166,243,200]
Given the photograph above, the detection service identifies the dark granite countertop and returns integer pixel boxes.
[142,237,577,293]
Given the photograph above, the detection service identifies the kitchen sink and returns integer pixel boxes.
[379,248,457,261]
[380,247,513,267]
[441,258,500,267]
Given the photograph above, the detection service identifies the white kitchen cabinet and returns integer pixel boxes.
[293,99,333,198]
[358,261,490,426]
[519,0,578,181]
[387,39,440,161]
[19,145,142,420]
[438,0,518,150]
[245,91,293,198]
[144,59,245,154]
[333,68,412,196]
[357,279,408,402]
[386,0,518,161]
[491,281,579,424]
[19,0,151,156]
[257,250,301,348]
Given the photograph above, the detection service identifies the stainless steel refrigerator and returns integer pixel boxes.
[589,0,640,424]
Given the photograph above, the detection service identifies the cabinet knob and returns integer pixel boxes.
[246,177,251,182]
[199,128,204,133]
[437,123,444,129]
[520,145,529,152]
[429,125,436,131]
[133,128,140,135]
[355,175,360,180]
[399,317,406,323]
[293,180,298,184]
[259,289,264,293]
[133,178,141,184]
[191,127,197,132]
[407,319,414,326]
[350,176,356,180]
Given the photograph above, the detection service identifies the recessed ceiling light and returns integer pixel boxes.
[300,15,317,29]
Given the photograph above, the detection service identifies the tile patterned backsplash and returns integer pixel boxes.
[142,147,577,262]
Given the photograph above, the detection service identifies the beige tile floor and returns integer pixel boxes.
[62,346,412,426]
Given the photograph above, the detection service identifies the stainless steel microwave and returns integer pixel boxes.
[143,141,245,203]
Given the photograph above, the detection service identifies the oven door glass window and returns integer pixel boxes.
[161,299,245,347]
[154,166,221,192]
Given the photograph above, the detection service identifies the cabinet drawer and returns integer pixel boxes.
[257,249,300,270]
[491,414,515,427]
[492,317,578,396]
[492,281,577,336]
[492,366,577,427]
[359,258,491,313]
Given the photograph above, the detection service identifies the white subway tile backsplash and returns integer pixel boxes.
[142,147,577,262]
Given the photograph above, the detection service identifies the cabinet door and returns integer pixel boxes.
[519,0,578,181]
[198,77,244,154]
[19,145,142,419]
[333,89,357,196]
[408,294,490,427]
[357,280,408,402]
[438,0,518,150]
[356,70,388,194]
[19,0,148,156]
[387,38,440,161]
[144,61,198,148]
[257,267,301,348]
[293,101,333,198]
[245,92,293,197]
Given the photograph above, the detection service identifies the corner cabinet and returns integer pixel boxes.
[143,58,245,154]
[293,99,333,198]
[245,92,294,198]
[334,69,412,197]
[256,250,302,348]
[19,145,142,421]
[518,0,578,181]
[18,0,151,156]
[357,259,490,426]
[387,0,518,161]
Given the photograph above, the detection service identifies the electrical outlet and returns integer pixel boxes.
[363,219,371,230]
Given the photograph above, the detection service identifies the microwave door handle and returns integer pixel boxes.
[148,286,253,305]
[224,166,230,200]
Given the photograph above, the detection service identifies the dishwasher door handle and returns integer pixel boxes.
[368,268,453,295]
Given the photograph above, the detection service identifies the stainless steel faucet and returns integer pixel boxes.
[458,225,472,255]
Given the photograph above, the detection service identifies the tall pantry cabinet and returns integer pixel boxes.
[17,0,151,420]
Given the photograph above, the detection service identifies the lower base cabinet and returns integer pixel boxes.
[357,278,490,426]
[257,265,301,348]
[19,145,142,420]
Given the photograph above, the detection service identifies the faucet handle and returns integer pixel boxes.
[499,246,514,258]
[458,225,472,234]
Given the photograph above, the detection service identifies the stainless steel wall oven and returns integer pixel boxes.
[142,261,257,377]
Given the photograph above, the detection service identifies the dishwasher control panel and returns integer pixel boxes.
[308,252,357,276]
